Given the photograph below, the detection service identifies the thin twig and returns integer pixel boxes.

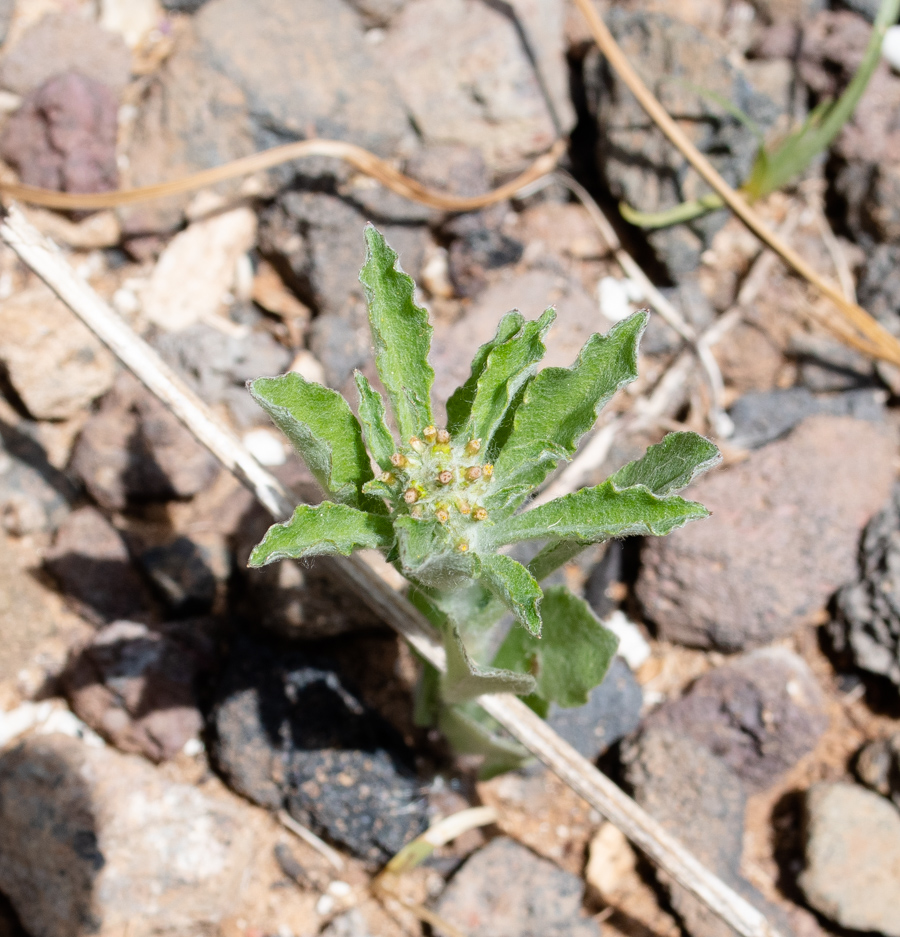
[572,0,900,367]
[0,138,566,213]
[278,810,346,871]
[0,204,783,937]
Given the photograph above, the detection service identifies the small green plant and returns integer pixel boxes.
[248,226,720,776]
[620,0,900,231]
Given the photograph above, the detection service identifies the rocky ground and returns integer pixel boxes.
[1,0,900,935]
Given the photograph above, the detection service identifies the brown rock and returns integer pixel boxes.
[70,372,220,511]
[63,619,213,762]
[0,733,256,937]
[0,530,91,692]
[375,0,574,172]
[0,13,131,96]
[434,837,601,937]
[119,30,255,235]
[0,286,115,421]
[44,507,147,623]
[0,72,118,193]
[799,782,900,936]
[644,648,828,790]
[637,415,897,649]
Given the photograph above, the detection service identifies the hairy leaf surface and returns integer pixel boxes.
[486,311,648,515]
[354,371,396,471]
[609,431,720,495]
[446,311,524,435]
[442,623,536,703]
[478,552,543,635]
[249,502,393,566]
[485,480,708,549]
[438,704,530,779]
[250,373,379,510]
[359,225,434,441]
[493,585,618,708]
[395,516,479,589]
[448,309,554,446]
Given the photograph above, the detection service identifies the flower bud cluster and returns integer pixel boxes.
[376,425,495,551]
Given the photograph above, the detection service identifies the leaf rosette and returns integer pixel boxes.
[248,225,720,773]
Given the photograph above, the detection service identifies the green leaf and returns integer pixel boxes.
[447,309,554,447]
[354,371,396,471]
[485,479,709,549]
[486,311,648,516]
[478,553,543,636]
[493,585,618,708]
[394,516,479,589]
[249,502,393,566]
[438,703,531,779]
[359,225,434,442]
[250,373,379,511]
[442,622,536,703]
[526,539,590,583]
[446,311,524,435]
[609,431,720,495]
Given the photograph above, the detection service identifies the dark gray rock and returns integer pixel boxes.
[138,536,225,615]
[856,731,900,807]
[585,10,780,278]
[373,0,574,174]
[637,415,896,650]
[644,648,827,791]
[44,506,148,623]
[0,423,72,536]
[194,0,412,154]
[444,208,523,299]
[434,836,601,937]
[831,483,900,690]
[258,189,427,388]
[547,657,642,762]
[799,782,900,936]
[161,0,211,11]
[63,618,215,762]
[623,728,791,937]
[152,322,291,427]
[728,387,884,450]
[210,634,427,866]
[857,243,900,336]
[833,0,880,20]
[790,334,877,392]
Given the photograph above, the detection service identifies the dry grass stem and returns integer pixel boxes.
[0,138,566,212]
[572,0,900,367]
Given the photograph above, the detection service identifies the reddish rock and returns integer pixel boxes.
[636,415,896,649]
[644,648,828,790]
[63,619,213,762]
[44,506,147,624]
[0,72,118,194]
[70,372,220,511]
